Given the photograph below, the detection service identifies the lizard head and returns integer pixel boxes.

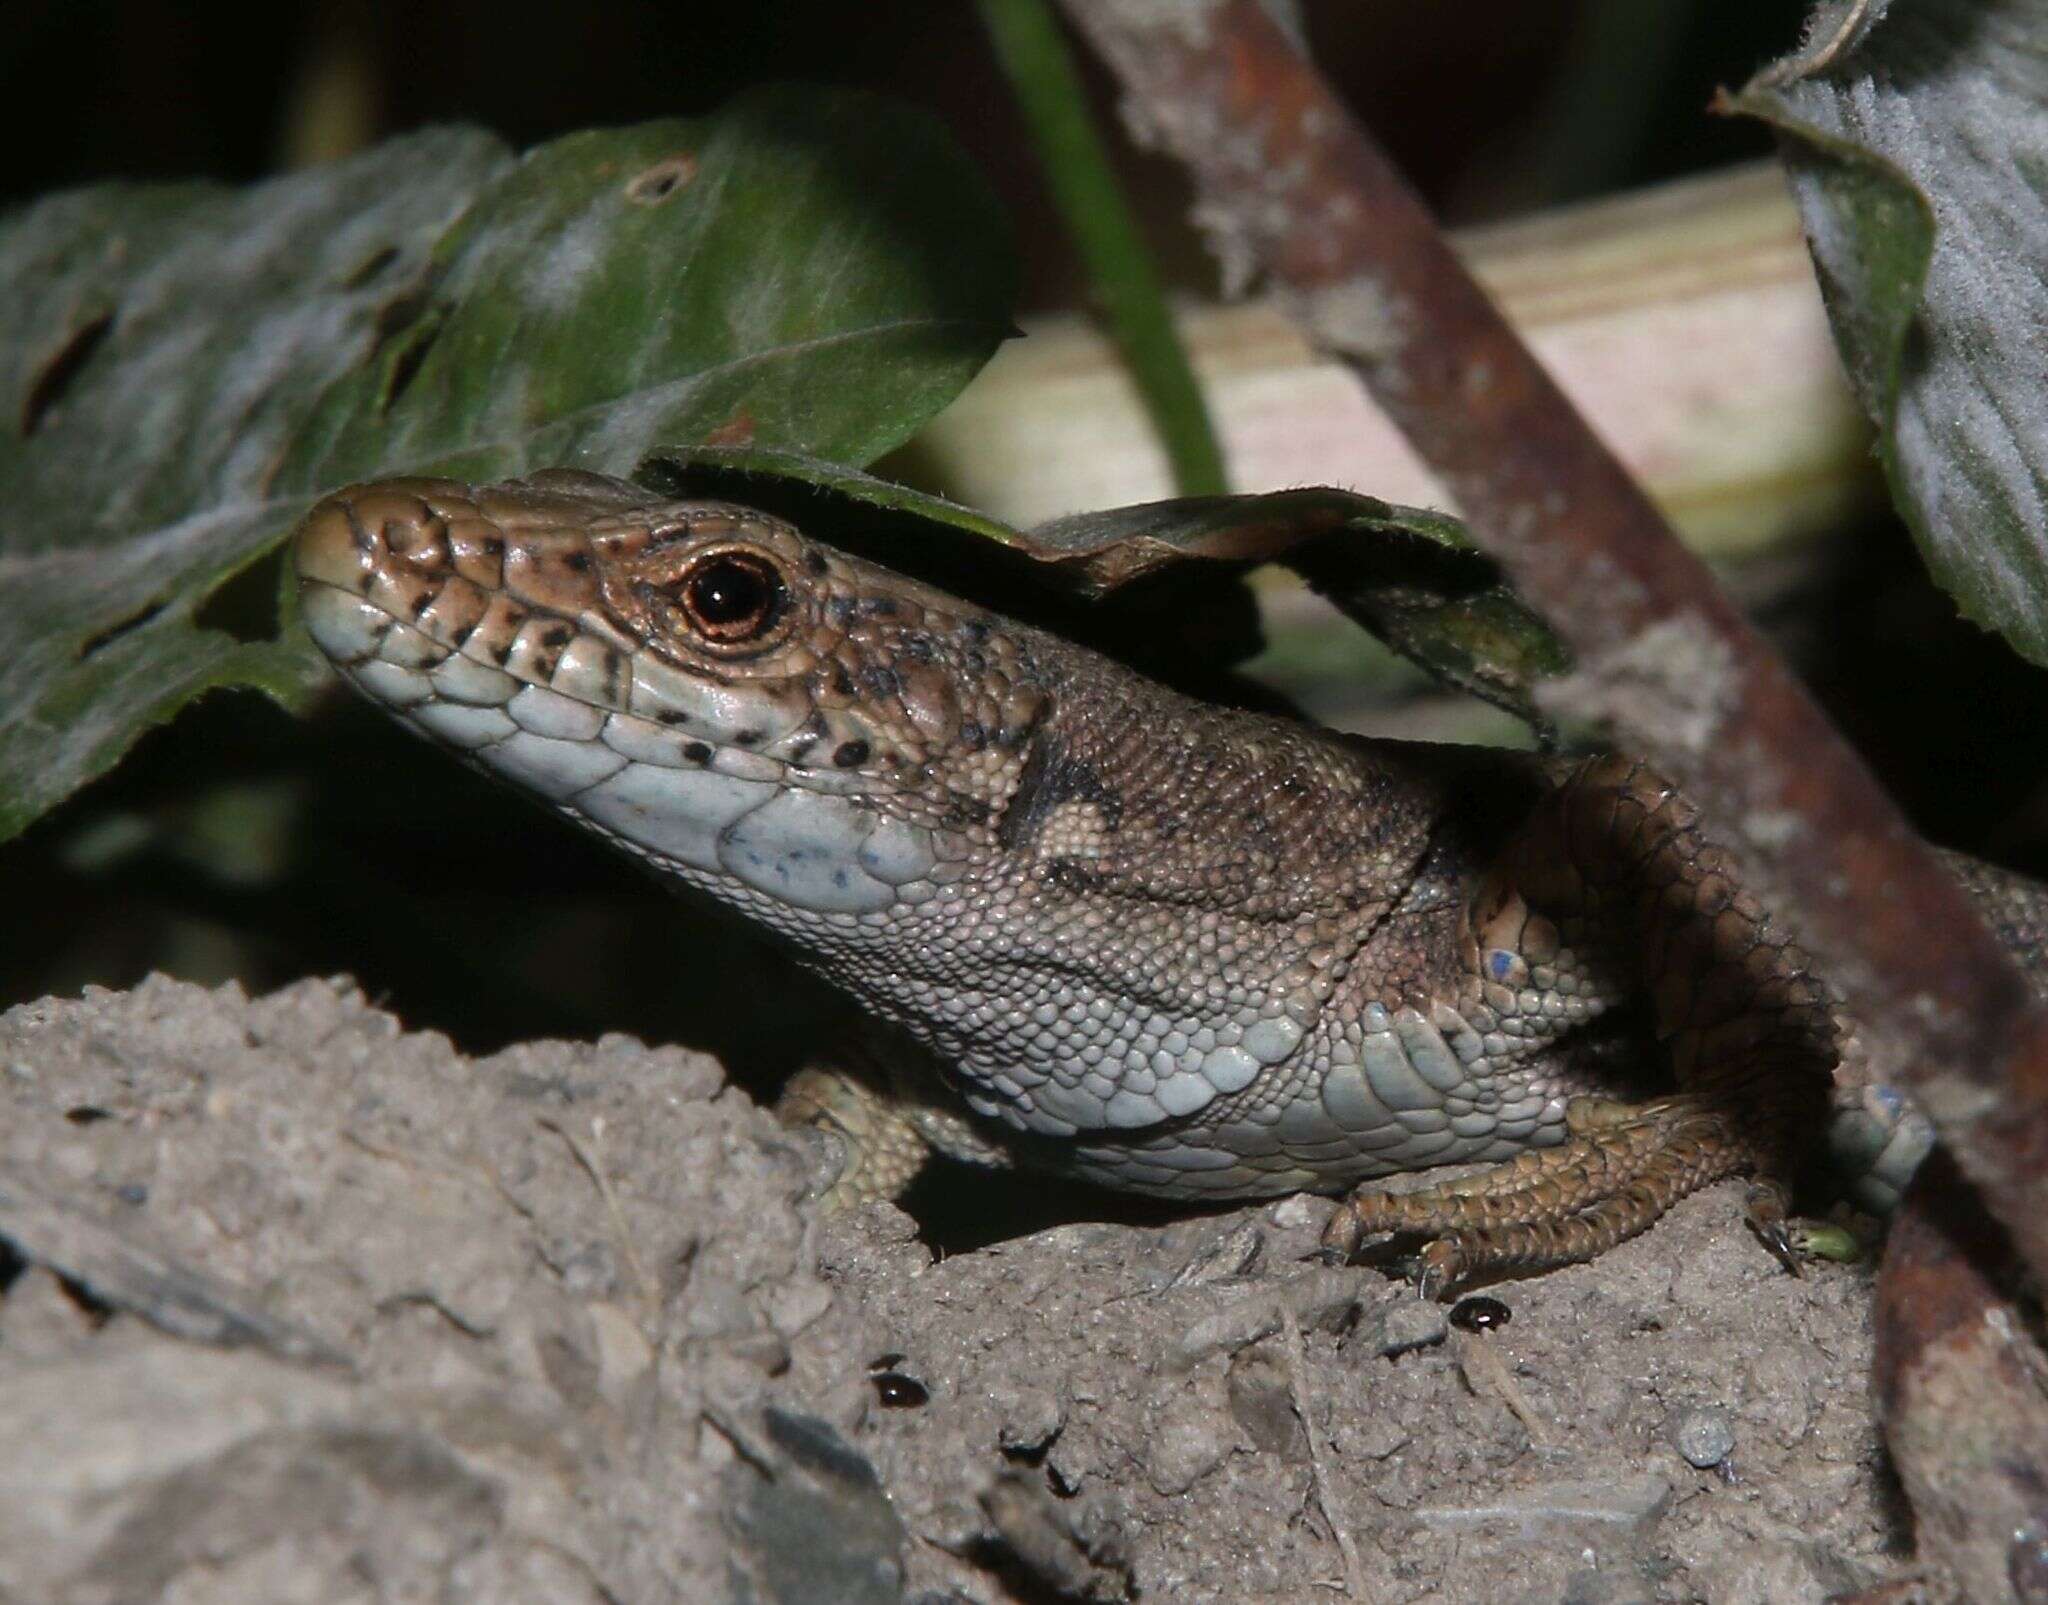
[294,470,1049,917]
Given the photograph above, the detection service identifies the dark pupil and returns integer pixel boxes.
[685,555,777,633]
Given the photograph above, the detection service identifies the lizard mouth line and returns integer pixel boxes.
[300,568,823,790]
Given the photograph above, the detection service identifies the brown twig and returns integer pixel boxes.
[1055,0,2048,1287]
[1276,1298,1370,1600]
[1861,1150,2048,1604]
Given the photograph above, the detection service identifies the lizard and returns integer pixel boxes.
[290,469,2048,1295]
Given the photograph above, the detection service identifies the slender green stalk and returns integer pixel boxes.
[978,0,1229,496]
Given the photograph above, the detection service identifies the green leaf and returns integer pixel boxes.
[1728,0,2048,665]
[0,87,1016,841]
[639,447,1568,728]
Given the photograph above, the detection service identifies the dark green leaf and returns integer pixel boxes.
[0,88,1016,840]
[1729,0,2048,664]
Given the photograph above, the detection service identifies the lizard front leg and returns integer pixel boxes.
[777,1029,1017,1211]
[1324,754,1838,1294]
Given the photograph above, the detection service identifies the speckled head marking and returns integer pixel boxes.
[295,470,1049,918]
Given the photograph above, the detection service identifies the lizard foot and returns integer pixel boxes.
[775,1065,932,1212]
[1319,1093,1780,1297]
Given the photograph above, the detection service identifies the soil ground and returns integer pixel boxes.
[0,975,1905,1603]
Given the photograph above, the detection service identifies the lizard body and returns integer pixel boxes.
[294,471,2037,1290]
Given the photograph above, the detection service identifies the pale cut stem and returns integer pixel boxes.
[899,162,1876,563]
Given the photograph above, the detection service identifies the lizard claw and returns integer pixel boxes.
[1413,1239,1468,1302]
[1742,1181,1804,1277]
[1317,1204,1368,1264]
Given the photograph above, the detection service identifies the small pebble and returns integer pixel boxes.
[1371,1299,1449,1357]
[1267,1193,1330,1231]
[1561,1566,1654,1605]
[994,1387,1065,1455]
[1144,1406,1233,1495]
[2008,1521,2048,1603]
[1668,1405,1737,1468]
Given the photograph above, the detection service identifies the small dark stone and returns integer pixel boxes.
[871,1371,928,1409]
[1450,1295,1511,1332]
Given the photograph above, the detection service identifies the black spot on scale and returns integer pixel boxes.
[656,709,689,725]
[682,741,713,764]
[525,628,571,682]
[734,728,763,747]
[409,591,434,619]
[832,667,857,699]
[833,740,870,769]
[804,550,828,576]
[860,666,901,699]
[958,720,987,751]
[562,552,590,573]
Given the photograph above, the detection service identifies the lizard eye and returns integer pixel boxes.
[675,549,787,644]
